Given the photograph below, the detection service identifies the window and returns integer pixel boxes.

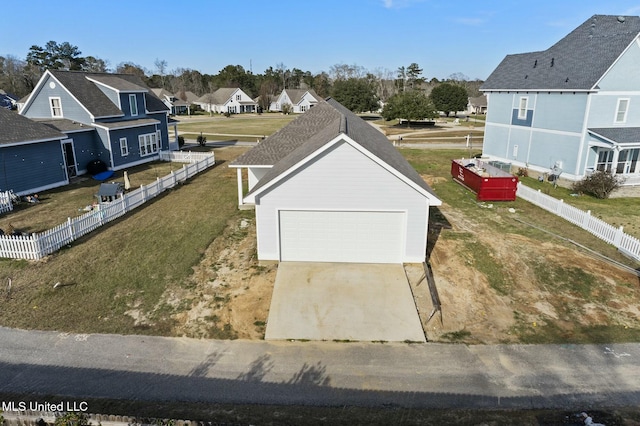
[300,105,307,112]
[615,98,629,123]
[50,97,63,117]
[138,132,159,157]
[518,97,528,120]
[596,149,614,172]
[129,94,138,116]
[236,94,241,100]
[119,137,129,156]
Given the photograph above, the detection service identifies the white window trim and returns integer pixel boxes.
[615,98,629,123]
[138,132,159,157]
[518,97,528,120]
[129,94,138,117]
[119,137,129,156]
[49,97,63,117]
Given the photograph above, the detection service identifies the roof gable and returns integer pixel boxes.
[49,71,125,118]
[482,15,640,91]
[234,98,440,204]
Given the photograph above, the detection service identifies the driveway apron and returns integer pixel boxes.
[265,262,426,342]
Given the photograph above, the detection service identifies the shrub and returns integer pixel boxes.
[516,167,529,177]
[224,110,232,118]
[571,170,624,199]
[178,135,185,148]
[281,103,293,115]
[196,133,207,146]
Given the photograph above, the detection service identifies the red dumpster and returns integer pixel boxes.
[451,159,519,201]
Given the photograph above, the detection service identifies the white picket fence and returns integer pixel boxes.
[0,191,13,214]
[0,151,215,260]
[516,183,640,261]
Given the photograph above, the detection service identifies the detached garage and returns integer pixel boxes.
[230,98,441,264]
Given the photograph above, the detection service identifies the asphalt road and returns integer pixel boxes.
[1,327,639,410]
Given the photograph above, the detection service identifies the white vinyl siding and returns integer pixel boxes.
[615,98,629,123]
[138,132,159,157]
[253,140,430,263]
[50,97,63,117]
[119,137,129,156]
[129,94,138,116]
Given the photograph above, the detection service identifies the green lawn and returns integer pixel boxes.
[518,175,640,239]
[0,115,638,342]
[176,114,296,137]
[0,146,249,335]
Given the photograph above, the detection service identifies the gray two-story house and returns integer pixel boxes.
[481,15,640,186]
[20,70,173,184]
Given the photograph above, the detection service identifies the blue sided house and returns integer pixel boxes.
[481,15,640,186]
[16,70,176,194]
[0,107,68,194]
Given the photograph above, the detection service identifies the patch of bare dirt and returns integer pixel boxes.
[151,194,639,344]
[155,216,277,339]
[410,203,640,344]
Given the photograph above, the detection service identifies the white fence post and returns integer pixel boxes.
[582,210,591,229]
[67,217,75,241]
[614,226,625,247]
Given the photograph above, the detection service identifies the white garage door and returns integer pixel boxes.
[279,210,404,263]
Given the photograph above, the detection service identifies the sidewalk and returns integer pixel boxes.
[0,327,638,409]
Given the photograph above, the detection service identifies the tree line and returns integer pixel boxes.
[0,40,484,118]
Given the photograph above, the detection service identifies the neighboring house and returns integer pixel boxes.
[0,108,69,195]
[194,88,257,114]
[0,90,18,110]
[269,89,321,113]
[229,98,441,264]
[151,88,191,115]
[20,70,179,175]
[466,95,487,115]
[481,15,640,185]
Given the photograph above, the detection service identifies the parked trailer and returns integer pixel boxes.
[451,159,519,201]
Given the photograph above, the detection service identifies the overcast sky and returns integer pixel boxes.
[4,0,640,80]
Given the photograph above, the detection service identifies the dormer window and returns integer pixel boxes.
[615,98,629,123]
[129,94,138,116]
[50,97,63,117]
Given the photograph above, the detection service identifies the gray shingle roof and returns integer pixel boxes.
[48,71,168,117]
[589,127,640,144]
[50,70,123,118]
[87,74,147,92]
[283,89,320,105]
[94,118,160,129]
[482,15,640,91]
[0,108,66,144]
[33,118,93,133]
[233,98,439,200]
[196,88,240,105]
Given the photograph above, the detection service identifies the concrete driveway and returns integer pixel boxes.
[265,262,426,342]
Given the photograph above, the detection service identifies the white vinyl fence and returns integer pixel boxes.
[0,191,14,214]
[516,183,640,261]
[0,151,215,260]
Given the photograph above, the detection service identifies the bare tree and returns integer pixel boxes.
[329,63,366,81]
[275,62,290,89]
[371,67,397,103]
[155,58,168,89]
